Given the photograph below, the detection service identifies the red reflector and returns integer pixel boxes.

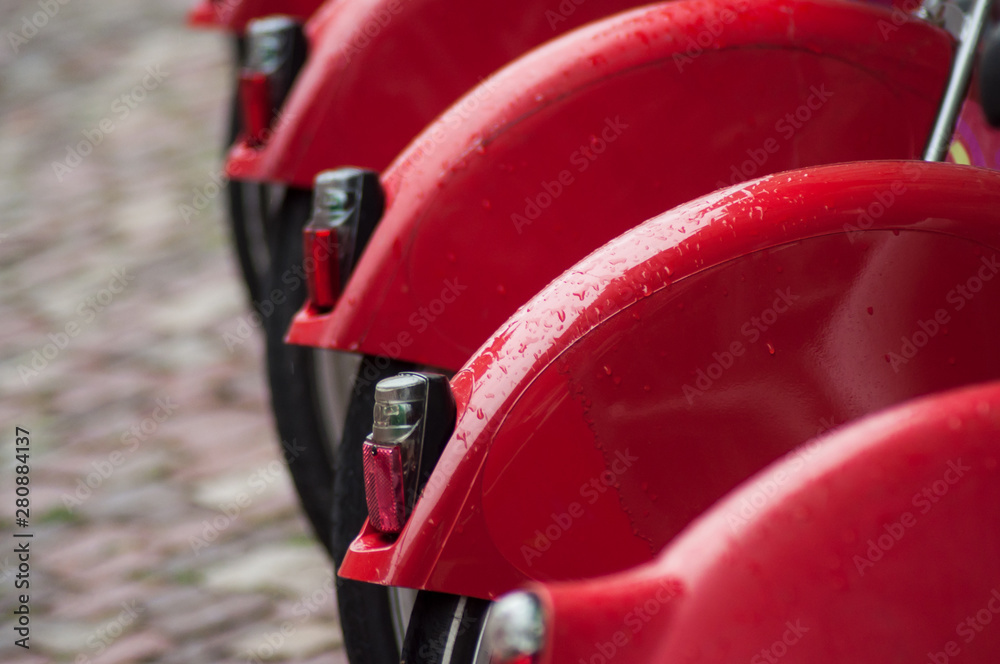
[303,227,340,310]
[186,2,217,27]
[362,440,406,534]
[238,71,272,147]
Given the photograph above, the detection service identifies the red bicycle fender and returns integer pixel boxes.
[287,0,954,370]
[186,0,324,32]
[534,380,1000,664]
[338,161,1000,599]
[225,0,665,185]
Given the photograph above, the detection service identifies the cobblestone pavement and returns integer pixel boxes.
[0,1,346,662]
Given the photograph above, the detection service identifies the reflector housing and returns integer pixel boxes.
[362,373,456,534]
[303,169,384,311]
[240,15,307,146]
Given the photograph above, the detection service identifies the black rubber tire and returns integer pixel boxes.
[400,592,491,664]
[264,186,338,555]
[332,355,421,664]
[226,177,272,306]
[224,36,273,306]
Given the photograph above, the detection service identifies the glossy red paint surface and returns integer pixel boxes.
[338,161,1000,599]
[288,0,954,368]
[186,0,323,32]
[535,380,1000,664]
[226,0,680,185]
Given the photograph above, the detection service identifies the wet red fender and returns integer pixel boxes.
[288,0,954,369]
[533,380,1000,664]
[224,0,676,185]
[187,0,324,32]
[338,161,1000,599]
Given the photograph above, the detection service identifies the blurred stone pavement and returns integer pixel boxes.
[0,1,346,662]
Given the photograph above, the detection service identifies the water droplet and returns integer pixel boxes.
[481,199,492,210]
[613,376,622,385]
[603,365,613,376]
[476,408,485,420]
[496,284,506,295]
[556,310,566,322]
[766,342,776,355]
